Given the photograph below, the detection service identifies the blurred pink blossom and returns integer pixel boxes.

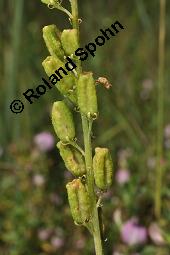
[121,218,147,246]
[115,169,130,185]
[38,228,52,241]
[34,131,54,152]
[148,223,165,245]
[51,236,64,249]
[33,174,45,186]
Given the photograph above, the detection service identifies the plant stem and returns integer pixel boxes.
[155,0,166,219]
[70,0,104,254]
[5,0,24,142]
[81,116,104,255]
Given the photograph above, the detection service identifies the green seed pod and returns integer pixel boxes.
[66,179,91,224]
[52,101,75,142]
[42,56,77,103]
[42,56,64,77]
[57,141,86,176]
[61,29,79,56]
[93,147,113,190]
[43,25,65,60]
[77,72,98,118]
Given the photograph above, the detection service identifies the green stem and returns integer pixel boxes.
[5,0,24,142]
[155,0,166,219]
[70,0,104,254]
[53,5,73,19]
[82,116,104,255]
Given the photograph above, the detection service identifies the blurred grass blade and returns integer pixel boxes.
[5,0,24,142]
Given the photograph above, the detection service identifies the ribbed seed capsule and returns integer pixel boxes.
[42,55,63,76]
[66,179,91,224]
[42,56,77,104]
[43,25,65,60]
[61,29,79,56]
[52,101,75,142]
[93,147,113,190]
[77,72,98,118]
[57,141,86,176]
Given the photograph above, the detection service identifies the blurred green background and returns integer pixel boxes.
[1,0,170,254]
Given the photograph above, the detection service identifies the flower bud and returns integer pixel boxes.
[52,101,75,142]
[42,56,77,103]
[43,25,65,60]
[77,72,98,118]
[61,29,78,56]
[57,141,86,176]
[66,179,91,224]
[93,147,113,190]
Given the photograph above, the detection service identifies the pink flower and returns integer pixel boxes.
[121,218,147,246]
[38,228,52,240]
[34,131,54,152]
[115,169,130,185]
[148,223,165,245]
[51,236,64,249]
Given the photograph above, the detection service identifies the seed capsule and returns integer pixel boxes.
[42,56,77,103]
[93,147,113,190]
[61,29,78,56]
[43,25,65,60]
[77,72,98,118]
[52,101,75,142]
[57,141,86,176]
[42,56,64,75]
[66,179,91,224]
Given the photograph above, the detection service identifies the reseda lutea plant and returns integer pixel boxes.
[41,0,113,254]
